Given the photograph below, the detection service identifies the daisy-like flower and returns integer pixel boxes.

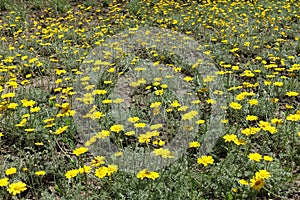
[5,167,17,176]
[137,169,159,180]
[7,181,27,196]
[255,170,271,179]
[286,91,299,97]
[182,110,198,120]
[35,171,46,176]
[150,102,161,108]
[250,175,264,191]
[0,177,9,187]
[286,114,300,121]
[95,166,108,179]
[239,179,249,185]
[78,165,91,174]
[21,99,35,107]
[189,141,200,148]
[73,147,88,156]
[263,155,273,162]
[54,125,68,135]
[65,169,79,179]
[128,117,140,123]
[229,102,242,110]
[134,123,147,128]
[106,165,118,176]
[248,99,258,106]
[110,124,124,133]
[197,155,214,166]
[248,153,262,162]
[246,115,258,121]
[223,134,238,142]
[91,156,106,166]
[153,148,174,158]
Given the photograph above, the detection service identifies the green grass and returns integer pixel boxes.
[0,0,299,199]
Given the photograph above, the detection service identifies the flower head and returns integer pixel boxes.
[197,155,214,166]
[250,175,264,190]
[7,181,27,196]
[73,147,88,156]
[248,153,262,162]
[137,169,159,180]
[0,178,9,187]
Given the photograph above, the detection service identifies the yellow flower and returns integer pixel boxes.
[21,99,35,107]
[286,91,299,97]
[54,126,68,135]
[248,153,262,162]
[271,118,283,125]
[153,148,174,158]
[102,99,112,104]
[255,170,271,179]
[184,76,193,82]
[30,106,41,113]
[65,169,79,179]
[110,124,124,133]
[286,114,300,121]
[7,103,18,109]
[153,139,165,146]
[241,127,261,136]
[5,167,17,176]
[1,92,15,99]
[263,155,273,162]
[25,128,35,132]
[248,99,258,106]
[258,120,271,131]
[250,175,264,191]
[246,115,258,121]
[114,152,123,157]
[239,179,249,185]
[150,123,163,130]
[91,156,106,166]
[73,147,88,156]
[138,134,151,143]
[171,100,181,107]
[223,134,238,142]
[182,110,198,120]
[113,98,124,104]
[178,105,189,111]
[206,99,216,104]
[0,177,9,187]
[196,119,205,124]
[35,171,46,176]
[137,169,159,180]
[134,123,147,128]
[125,131,135,136]
[189,141,200,148]
[229,102,242,110]
[95,130,110,139]
[78,165,91,174]
[273,82,283,86]
[7,181,27,196]
[128,117,140,123]
[95,166,108,179]
[221,119,229,123]
[150,102,161,108]
[197,155,214,166]
[92,89,107,95]
[107,165,118,176]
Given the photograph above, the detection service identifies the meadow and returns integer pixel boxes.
[0,0,299,199]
